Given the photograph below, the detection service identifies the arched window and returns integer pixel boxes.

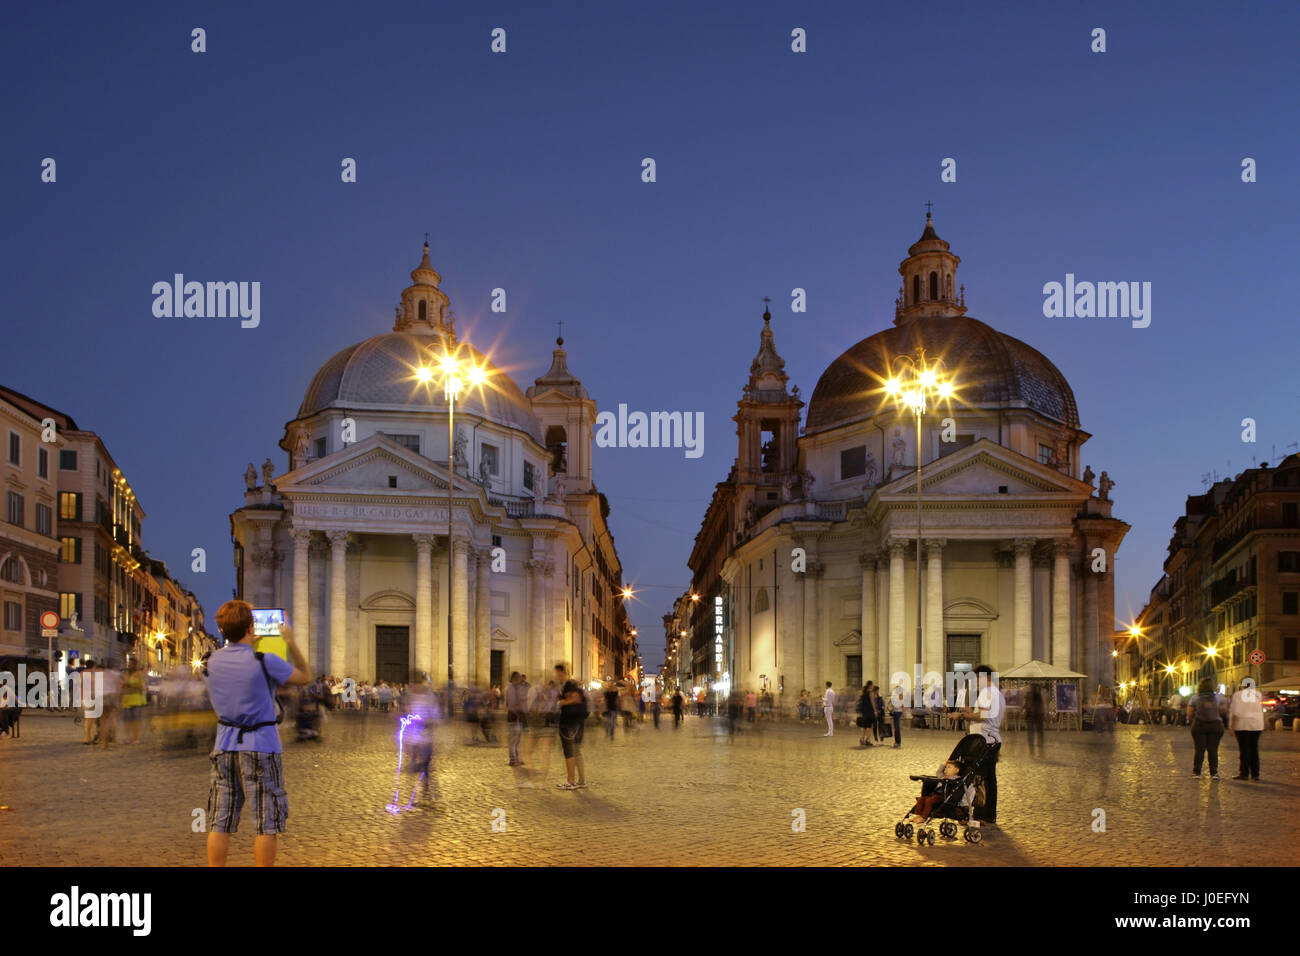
[418,300,427,321]
[753,587,770,613]
[911,275,920,305]
[545,425,568,474]
[0,556,25,584]
[929,272,938,300]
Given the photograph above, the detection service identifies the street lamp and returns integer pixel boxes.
[884,348,956,679]
[416,347,489,686]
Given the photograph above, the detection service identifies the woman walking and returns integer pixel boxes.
[1187,677,1226,779]
[1229,677,1264,780]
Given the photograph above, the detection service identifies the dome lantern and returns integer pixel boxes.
[895,208,966,324]
[394,239,455,338]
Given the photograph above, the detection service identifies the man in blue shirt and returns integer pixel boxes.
[204,600,310,866]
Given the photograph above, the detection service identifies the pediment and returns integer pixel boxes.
[276,433,481,495]
[360,589,416,611]
[491,625,514,643]
[878,441,1090,499]
[833,629,862,647]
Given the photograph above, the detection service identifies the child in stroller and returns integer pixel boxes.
[894,733,990,845]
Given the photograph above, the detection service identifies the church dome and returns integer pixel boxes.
[804,314,1080,434]
[298,332,545,443]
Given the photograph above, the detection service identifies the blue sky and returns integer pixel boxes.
[5,1,1297,666]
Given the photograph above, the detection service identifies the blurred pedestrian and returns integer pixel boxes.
[121,664,147,744]
[506,672,529,767]
[98,663,122,749]
[1228,677,1263,781]
[821,681,836,737]
[82,662,100,745]
[872,685,885,743]
[671,689,684,728]
[603,685,619,739]
[1024,685,1046,757]
[652,694,661,729]
[203,601,311,866]
[746,689,757,724]
[555,664,588,790]
[1187,676,1226,780]
[400,672,440,805]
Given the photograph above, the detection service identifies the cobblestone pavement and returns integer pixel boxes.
[1,710,1297,866]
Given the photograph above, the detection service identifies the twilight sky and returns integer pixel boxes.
[4,1,1297,669]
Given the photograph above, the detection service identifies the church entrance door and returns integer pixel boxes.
[375,625,410,683]
[946,634,982,674]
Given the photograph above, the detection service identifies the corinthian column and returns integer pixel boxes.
[327,530,349,678]
[859,554,877,685]
[413,534,435,679]
[1052,539,1072,668]
[291,528,311,665]
[802,558,821,688]
[475,548,491,684]
[925,539,946,677]
[451,538,470,685]
[525,559,541,677]
[888,540,906,690]
[1013,538,1034,667]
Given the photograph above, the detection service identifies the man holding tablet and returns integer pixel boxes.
[203,600,311,866]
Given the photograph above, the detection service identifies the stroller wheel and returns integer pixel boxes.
[967,828,983,845]
[942,821,957,839]
[903,823,914,840]
[894,822,905,839]
[927,830,936,846]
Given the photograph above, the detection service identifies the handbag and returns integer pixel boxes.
[855,716,866,728]
[881,722,893,738]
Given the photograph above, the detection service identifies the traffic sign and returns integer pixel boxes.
[1249,648,1265,666]
[41,628,58,637]
[40,610,59,630]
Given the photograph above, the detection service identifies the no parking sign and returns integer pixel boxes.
[1249,648,1265,666]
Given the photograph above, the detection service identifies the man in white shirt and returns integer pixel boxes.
[822,681,836,737]
[958,664,1004,824]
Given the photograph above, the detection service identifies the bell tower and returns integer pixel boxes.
[894,208,967,324]
[734,302,803,494]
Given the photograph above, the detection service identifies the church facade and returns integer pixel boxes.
[231,244,630,687]
[684,215,1129,702]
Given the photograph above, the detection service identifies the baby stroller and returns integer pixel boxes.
[894,733,991,846]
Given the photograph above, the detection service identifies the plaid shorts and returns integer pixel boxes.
[207,751,288,835]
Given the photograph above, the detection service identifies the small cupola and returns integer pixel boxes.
[394,239,455,337]
[894,208,966,324]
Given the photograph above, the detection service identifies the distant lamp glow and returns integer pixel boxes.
[1165,665,1175,675]
[690,593,700,602]
[415,366,434,384]
[1128,625,1141,639]
[1111,650,1118,658]
[885,378,900,395]
[1205,646,1217,658]
[621,587,634,600]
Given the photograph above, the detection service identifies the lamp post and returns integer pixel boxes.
[884,349,955,688]
[416,351,487,687]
